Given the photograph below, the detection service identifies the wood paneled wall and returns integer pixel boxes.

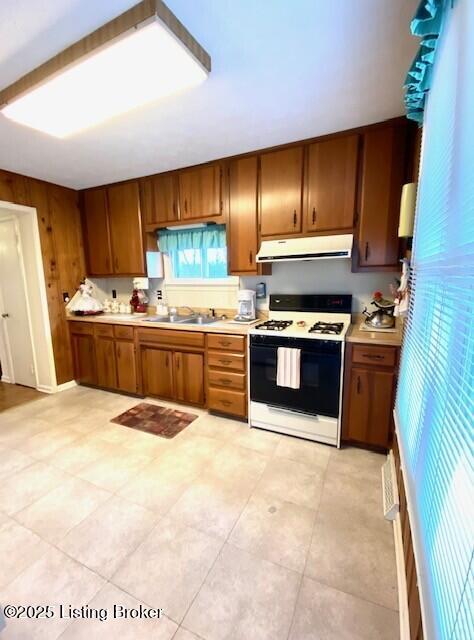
[0,170,85,385]
[393,434,424,640]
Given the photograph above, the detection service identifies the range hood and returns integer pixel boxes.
[256,234,353,263]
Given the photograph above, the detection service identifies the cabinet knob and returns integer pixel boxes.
[312,207,316,225]
[1,313,9,318]
[364,242,370,261]
[249,250,253,264]
[293,210,297,226]
[357,376,361,394]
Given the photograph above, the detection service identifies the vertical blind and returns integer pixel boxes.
[396,2,474,640]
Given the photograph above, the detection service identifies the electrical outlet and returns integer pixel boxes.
[63,292,70,303]
[156,289,163,300]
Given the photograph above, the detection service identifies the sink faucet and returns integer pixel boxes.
[178,306,196,317]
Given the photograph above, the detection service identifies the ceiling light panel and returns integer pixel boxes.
[0,2,210,137]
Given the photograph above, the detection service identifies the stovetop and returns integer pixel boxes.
[250,294,352,341]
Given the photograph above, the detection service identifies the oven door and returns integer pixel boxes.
[250,335,342,418]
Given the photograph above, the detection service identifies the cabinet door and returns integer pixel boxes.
[346,366,396,448]
[228,156,259,273]
[178,164,221,219]
[260,147,303,236]
[141,174,178,226]
[141,347,174,399]
[107,182,145,275]
[116,340,137,394]
[174,351,204,405]
[357,124,407,268]
[82,188,112,275]
[305,135,358,232]
[95,336,117,389]
[71,334,97,385]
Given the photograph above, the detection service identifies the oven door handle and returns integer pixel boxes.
[266,404,321,419]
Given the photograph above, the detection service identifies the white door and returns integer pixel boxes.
[0,219,36,387]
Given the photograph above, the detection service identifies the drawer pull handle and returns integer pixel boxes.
[362,354,384,360]
[364,242,370,261]
[220,399,232,407]
[219,341,231,346]
[220,379,232,386]
[293,210,297,226]
[312,207,316,224]
[357,376,361,394]
[219,359,232,365]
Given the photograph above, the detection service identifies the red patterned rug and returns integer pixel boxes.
[111,402,198,439]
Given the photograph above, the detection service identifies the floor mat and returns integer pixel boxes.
[111,402,198,438]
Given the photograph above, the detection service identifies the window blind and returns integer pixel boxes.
[395,2,474,640]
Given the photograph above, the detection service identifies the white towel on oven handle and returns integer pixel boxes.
[276,347,301,389]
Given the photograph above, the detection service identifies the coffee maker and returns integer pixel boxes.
[234,289,256,322]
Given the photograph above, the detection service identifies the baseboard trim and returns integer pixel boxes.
[393,514,410,640]
[36,380,77,394]
[1,375,13,384]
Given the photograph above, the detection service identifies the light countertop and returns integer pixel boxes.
[346,315,403,347]
[66,313,256,336]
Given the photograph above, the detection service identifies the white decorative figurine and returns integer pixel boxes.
[66,279,103,316]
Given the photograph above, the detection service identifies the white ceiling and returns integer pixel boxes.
[0,0,418,189]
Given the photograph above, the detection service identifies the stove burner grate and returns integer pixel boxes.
[308,321,344,335]
[255,320,293,332]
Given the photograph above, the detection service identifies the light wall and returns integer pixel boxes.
[244,260,400,313]
[90,259,399,315]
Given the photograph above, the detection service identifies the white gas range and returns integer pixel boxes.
[248,294,352,447]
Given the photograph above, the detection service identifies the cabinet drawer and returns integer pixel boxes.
[208,334,245,352]
[69,322,94,336]
[208,351,245,372]
[352,344,397,367]
[208,388,247,417]
[114,325,134,340]
[94,324,114,338]
[208,370,246,391]
[137,328,205,349]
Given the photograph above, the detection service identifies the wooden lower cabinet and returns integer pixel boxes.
[174,352,204,405]
[207,334,247,419]
[139,344,205,407]
[95,336,117,389]
[342,342,399,450]
[115,340,137,394]
[141,347,174,400]
[70,323,137,394]
[70,332,97,385]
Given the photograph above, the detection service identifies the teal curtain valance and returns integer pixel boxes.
[158,224,226,253]
[404,0,451,124]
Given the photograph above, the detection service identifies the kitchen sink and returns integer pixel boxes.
[181,316,219,325]
[143,315,190,324]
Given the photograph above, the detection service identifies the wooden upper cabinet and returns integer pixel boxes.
[304,134,359,233]
[140,174,179,227]
[83,188,112,275]
[107,182,145,275]
[228,156,259,273]
[259,147,303,236]
[357,123,407,269]
[178,164,222,220]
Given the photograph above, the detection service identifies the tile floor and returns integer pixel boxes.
[0,386,399,639]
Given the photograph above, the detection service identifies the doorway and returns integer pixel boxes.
[0,202,56,393]
[0,217,36,387]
